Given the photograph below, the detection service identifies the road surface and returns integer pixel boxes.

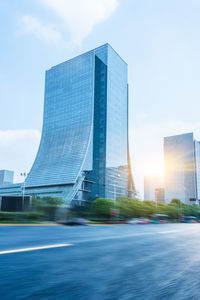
[1,224,200,299]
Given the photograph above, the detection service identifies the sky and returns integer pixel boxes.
[1,0,200,197]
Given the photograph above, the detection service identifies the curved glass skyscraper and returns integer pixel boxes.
[25,44,135,204]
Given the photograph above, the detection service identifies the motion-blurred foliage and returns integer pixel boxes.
[88,197,200,220]
[5,196,199,222]
[0,211,45,222]
[31,195,64,221]
[90,198,115,218]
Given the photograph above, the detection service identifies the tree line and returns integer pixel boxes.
[70,197,200,220]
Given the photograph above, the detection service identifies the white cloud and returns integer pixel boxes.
[40,0,119,44]
[22,15,62,44]
[0,130,41,183]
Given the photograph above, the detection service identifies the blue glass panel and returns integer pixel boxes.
[91,55,107,199]
[105,45,129,199]
[26,51,94,187]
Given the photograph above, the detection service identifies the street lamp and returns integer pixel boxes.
[113,173,120,205]
[20,172,27,211]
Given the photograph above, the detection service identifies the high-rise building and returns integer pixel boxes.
[24,44,135,204]
[144,175,164,201]
[164,132,200,205]
[0,170,14,185]
[155,188,165,203]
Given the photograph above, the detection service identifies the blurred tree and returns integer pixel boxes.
[164,205,179,219]
[31,195,64,220]
[142,200,156,216]
[117,197,143,218]
[170,199,182,207]
[90,198,114,219]
[68,203,90,219]
[182,204,200,217]
[31,195,42,210]
[42,196,64,206]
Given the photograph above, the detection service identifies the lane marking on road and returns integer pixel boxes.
[0,244,72,255]
[158,230,183,234]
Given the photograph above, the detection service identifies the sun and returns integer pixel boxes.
[143,160,164,177]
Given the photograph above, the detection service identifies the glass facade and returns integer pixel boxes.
[194,141,200,203]
[0,170,14,185]
[164,133,198,204]
[144,175,163,201]
[105,46,129,199]
[26,51,94,187]
[25,44,135,203]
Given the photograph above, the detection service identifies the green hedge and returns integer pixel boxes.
[0,212,46,221]
[89,197,200,220]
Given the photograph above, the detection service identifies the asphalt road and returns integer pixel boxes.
[1,224,200,300]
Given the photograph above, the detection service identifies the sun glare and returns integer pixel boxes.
[143,161,164,177]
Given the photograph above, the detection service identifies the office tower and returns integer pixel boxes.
[0,170,14,185]
[195,140,200,203]
[155,188,165,203]
[164,132,200,205]
[144,175,164,201]
[25,44,135,204]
